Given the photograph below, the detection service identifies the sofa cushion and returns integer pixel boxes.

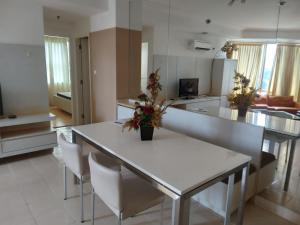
[261,151,276,168]
[254,95,267,104]
[267,96,295,107]
[222,164,256,184]
[251,104,268,109]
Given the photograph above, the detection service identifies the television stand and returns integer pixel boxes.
[169,96,221,111]
[181,96,196,100]
[0,113,57,158]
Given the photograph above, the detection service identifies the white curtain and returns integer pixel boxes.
[45,36,71,106]
[232,44,265,88]
[269,45,300,101]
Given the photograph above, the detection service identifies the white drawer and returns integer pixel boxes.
[2,132,57,153]
[186,100,220,111]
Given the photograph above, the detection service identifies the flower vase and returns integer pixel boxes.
[226,51,233,59]
[238,107,248,117]
[140,126,154,141]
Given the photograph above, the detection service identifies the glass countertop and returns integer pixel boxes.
[189,107,300,138]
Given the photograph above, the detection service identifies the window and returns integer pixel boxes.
[141,42,149,92]
[260,44,277,92]
[44,35,71,105]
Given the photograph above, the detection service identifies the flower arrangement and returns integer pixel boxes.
[221,42,238,59]
[123,69,169,139]
[227,71,258,116]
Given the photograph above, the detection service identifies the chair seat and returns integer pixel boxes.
[121,172,165,219]
[222,152,276,184]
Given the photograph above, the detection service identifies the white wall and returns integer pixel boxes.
[242,29,300,41]
[90,0,116,32]
[90,0,142,32]
[148,25,227,98]
[44,18,90,38]
[74,19,90,37]
[44,21,74,37]
[0,0,49,114]
[0,0,45,45]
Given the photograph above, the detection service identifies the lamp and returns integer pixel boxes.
[275,0,287,41]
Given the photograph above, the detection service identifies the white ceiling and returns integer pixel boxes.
[142,0,300,35]
[41,0,109,24]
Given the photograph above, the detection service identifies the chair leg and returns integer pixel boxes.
[278,143,282,159]
[285,140,290,164]
[160,200,164,225]
[276,143,282,169]
[91,188,95,225]
[80,176,84,223]
[64,165,67,200]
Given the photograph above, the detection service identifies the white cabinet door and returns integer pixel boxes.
[186,100,220,111]
[211,59,237,96]
[221,60,237,96]
[2,132,57,154]
[117,106,134,120]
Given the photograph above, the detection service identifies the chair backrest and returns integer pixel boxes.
[58,133,83,176]
[162,107,264,171]
[88,153,122,217]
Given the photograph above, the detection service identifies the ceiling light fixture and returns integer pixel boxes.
[275,0,287,41]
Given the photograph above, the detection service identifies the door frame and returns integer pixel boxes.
[71,36,92,125]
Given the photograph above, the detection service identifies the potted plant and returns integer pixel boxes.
[221,42,238,59]
[123,69,169,141]
[227,71,258,117]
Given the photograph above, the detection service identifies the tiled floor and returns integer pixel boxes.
[260,139,300,214]
[0,127,296,225]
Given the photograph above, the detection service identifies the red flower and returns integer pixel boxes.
[143,106,154,115]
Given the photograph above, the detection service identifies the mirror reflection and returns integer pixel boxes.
[130,0,300,220]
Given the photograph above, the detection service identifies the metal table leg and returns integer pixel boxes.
[269,140,276,155]
[172,197,190,225]
[236,163,249,225]
[72,131,80,184]
[224,174,235,225]
[284,139,296,191]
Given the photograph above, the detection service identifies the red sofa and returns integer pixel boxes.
[251,95,300,114]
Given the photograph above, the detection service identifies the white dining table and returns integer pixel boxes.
[72,122,251,225]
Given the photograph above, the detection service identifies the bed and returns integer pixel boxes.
[53,92,72,114]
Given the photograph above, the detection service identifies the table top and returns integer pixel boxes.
[191,107,300,138]
[72,122,251,196]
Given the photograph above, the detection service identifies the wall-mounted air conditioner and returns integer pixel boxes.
[191,40,214,51]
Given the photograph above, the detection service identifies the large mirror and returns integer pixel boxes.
[130,0,300,101]
[129,0,171,100]
[129,0,300,219]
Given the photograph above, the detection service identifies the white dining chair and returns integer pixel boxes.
[58,134,119,223]
[88,152,165,225]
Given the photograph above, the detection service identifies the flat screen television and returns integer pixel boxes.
[179,78,199,97]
